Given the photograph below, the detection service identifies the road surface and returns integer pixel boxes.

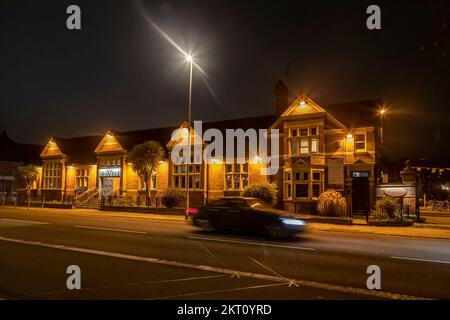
[0,207,449,299]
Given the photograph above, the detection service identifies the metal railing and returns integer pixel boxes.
[427,200,450,212]
[370,204,414,222]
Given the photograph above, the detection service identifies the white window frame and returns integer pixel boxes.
[354,132,367,152]
[224,163,249,191]
[42,161,62,190]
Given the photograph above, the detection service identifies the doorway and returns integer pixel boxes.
[352,171,370,214]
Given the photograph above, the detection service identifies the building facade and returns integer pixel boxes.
[31,83,381,213]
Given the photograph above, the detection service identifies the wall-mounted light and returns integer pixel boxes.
[346,133,353,140]
[299,101,306,109]
[254,155,263,164]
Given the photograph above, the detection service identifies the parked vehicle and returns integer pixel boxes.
[188,197,306,239]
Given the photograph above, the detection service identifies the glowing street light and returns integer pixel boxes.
[185,53,194,219]
[378,107,387,184]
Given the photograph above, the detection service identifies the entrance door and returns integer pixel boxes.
[352,172,370,214]
[101,178,113,197]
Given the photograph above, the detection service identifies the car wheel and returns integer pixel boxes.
[265,224,288,239]
[197,219,215,232]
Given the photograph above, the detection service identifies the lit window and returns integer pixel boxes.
[224,163,249,190]
[140,173,158,190]
[42,161,62,189]
[355,134,366,151]
[300,140,309,154]
[76,168,90,188]
[311,138,318,153]
[173,163,201,189]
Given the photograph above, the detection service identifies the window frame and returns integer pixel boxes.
[224,162,249,191]
[354,132,367,152]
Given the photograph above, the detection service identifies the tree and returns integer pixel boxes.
[127,141,164,207]
[15,164,39,204]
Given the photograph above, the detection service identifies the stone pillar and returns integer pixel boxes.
[400,160,417,214]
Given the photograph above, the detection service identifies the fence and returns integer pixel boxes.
[0,193,74,208]
[100,194,163,208]
[370,204,414,222]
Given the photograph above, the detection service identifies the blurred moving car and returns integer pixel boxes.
[188,197,305,239]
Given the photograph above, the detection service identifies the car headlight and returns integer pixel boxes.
[280,218,305,226]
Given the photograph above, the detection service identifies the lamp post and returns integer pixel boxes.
[185,55,193,219]
[378,108,386,184]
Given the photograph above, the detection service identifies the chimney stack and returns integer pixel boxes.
[275,80,288,116]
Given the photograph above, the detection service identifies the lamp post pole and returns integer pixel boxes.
[379,109,385,184]
[185,56,193,219]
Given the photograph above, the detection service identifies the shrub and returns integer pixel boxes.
[376,195,397,219]
[243,183,278,206]
[161,189,185,208]
[317,190,347,217]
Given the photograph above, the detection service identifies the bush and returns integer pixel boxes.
[161,189,185,208]
[243,183,278,206]
[317,190,347,217]
[376,195,398,219]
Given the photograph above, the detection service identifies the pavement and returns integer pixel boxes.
[0,206,449,300]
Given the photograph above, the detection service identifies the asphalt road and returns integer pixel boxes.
[0,207,449,300]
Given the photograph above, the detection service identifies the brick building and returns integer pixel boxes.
[31,81,381,213]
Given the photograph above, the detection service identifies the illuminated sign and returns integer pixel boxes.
[99,168,121,177]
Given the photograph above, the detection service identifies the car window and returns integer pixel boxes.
[227,199,249,208]
[246,199,272,210]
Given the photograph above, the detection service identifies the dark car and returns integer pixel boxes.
[189,197,305,239]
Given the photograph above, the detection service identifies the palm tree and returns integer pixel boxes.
[127,141,164,207]
[15,164,39,206]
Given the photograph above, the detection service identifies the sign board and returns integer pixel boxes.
[99,168,121,177]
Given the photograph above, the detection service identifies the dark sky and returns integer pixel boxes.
[1,0,449,161]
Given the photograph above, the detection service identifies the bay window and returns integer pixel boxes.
[42,161,62,189]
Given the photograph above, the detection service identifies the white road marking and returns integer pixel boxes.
[148,283,286,300]
[391,256,450,265]
[35,274,226,296]
[0,236,429,300]
[0,218,49,225]
[189,235,316,251]
[74,225,146,234]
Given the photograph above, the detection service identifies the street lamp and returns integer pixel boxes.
[378,108,386,184]
[185,54,193,219]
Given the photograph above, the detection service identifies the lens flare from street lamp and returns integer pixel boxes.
[186,55,193,62]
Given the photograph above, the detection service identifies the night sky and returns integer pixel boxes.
[1,0,449,161]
